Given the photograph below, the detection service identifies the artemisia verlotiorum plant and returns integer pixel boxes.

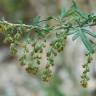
[0,1,96,88]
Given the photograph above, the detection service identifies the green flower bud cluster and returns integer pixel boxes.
[23,29,68,80]
[19,40,45,78]
[4,26,23,55]
[41,65,53,82]
[19,53,26,66]
[30,40,44,65]
[50,31,67,53]
[10,43,17,55]
[1,4,96,87]
[40,31,68,81]
[47,48,57,66]
[26,62,39,75]
[80,53,92,88]
[19,43,29,66]
[18,40,53,81]
[46,30,68,67]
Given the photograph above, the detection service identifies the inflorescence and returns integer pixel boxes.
[0,1,96,87]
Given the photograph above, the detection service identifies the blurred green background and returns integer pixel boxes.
[0,0,96,96]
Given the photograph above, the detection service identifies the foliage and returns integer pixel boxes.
[0,1,96,88]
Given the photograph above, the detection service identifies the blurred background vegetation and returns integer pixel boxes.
[0,0,96,96]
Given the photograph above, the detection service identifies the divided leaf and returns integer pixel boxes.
[82,28,96,38]
[78,28,94,53]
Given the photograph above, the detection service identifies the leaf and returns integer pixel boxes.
[72,0,88,19]
[78,28,94,53]
[60,8,67,18]
[72,0,78,9]
[44,23,52,33]
[60,6,75,18]
[72,32,79,41]
[67,30,77,35]
[75,9,88,19]
[82,28,96,38]
[32,16,40,26]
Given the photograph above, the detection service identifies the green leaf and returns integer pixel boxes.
[72,32,79,40]
[75,9,88,19]
[72,0,78,9]
[60,8,67,18]
[72,0,88,19]
[82,28,96,38]
[32,16,40,26]
[67,30,77,35]
[78,28,94,53]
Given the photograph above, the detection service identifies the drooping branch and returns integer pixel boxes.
[1,2,96,87]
